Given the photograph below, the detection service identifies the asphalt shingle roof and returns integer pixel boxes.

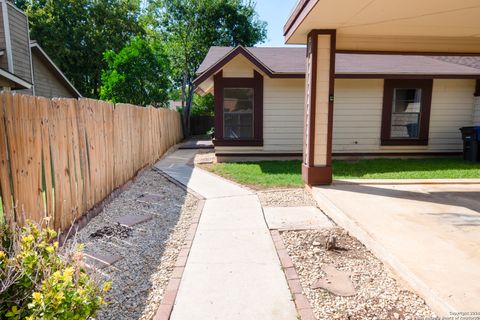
[196,46,480,77]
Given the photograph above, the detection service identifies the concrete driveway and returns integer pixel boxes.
[312,182,480,316]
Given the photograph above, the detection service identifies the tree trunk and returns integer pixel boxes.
[180,74,189,138]
[186,84,194,130]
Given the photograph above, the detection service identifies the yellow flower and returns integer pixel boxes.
[22,234,35,243]
[56,291,65,302]
[46,245,55,254]
[32,292,42,302]
[63,267,74,282]
[102,282,112,292]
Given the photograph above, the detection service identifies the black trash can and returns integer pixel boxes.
[459,126,480,162]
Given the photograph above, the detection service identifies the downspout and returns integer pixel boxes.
[1,0,14,73]
[26,16,35,96]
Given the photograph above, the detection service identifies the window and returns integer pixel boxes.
[381,80,433,146]
[223,88,254,139]
[391,88,422,139]
[213,70,264,146]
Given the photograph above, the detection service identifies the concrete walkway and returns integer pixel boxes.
[313,183,480,316]
[154,150,297,320]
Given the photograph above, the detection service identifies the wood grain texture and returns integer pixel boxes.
[0,93,183,231]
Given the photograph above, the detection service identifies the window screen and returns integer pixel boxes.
[391,88,422,139]
[223,88,254,140]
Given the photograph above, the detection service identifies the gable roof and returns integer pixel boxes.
[194,46,305,86]
[30,41,82,98]
[195,46,480,86]
[197,46,306,75]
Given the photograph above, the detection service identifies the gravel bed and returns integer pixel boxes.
[281,228,436,320]
[258,188,317,207]
[70,169,198,320]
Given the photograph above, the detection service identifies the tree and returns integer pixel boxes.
[147,0,267,136]
[191,93,214,116]
[14,0,144,98]
[100,36,170,107]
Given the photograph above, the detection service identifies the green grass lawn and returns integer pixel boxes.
[201,158,480,189]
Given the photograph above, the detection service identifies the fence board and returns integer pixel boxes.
[0,94,13,225]
[37,97,54,221]
[5,95,44,225]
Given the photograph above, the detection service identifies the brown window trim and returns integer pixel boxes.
[381,79,433,146]
[213,70,264,147]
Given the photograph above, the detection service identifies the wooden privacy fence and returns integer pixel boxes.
[190,115,214,136]
[0,93,183,231]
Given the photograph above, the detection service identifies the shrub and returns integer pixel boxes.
[0,222,109,319]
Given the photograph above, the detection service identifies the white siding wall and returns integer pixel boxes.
[333,79,476,153]
[215,59,305,154]
[263,78,304,152]
[333,79,384,152]
[214,58,476,156]
[222,55,254,78]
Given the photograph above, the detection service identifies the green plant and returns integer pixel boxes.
[207,127,215,137]
[191,93,214,116]
[0,222,109,320]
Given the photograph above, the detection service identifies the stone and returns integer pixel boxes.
[84,252,123,269]
[325,234,337,251]
[115,214,153,227]
[311,264,356,297]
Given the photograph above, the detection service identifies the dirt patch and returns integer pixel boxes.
[89,224,132,239]
[281,228,435,320]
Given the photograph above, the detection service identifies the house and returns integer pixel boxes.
[0,0,80,98]
[195,47,480,161]
[195,0,480,185]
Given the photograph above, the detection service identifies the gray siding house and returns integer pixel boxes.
[0,0,80,98]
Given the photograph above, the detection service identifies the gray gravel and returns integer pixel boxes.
[258,188,317,207]
[281,228,436,320]
[71,169,198,320]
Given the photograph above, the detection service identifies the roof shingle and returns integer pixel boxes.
[196,46,480,78]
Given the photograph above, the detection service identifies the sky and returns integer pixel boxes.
[254,0,299,47]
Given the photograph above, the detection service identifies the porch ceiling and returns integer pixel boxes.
[285,0,480,49]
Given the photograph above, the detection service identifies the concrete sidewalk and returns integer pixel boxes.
[154,150,297,320]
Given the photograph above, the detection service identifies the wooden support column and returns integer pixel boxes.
[302,30,336,186]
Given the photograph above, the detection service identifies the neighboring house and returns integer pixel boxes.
[195,46,480,161]
[0,0,80,98]
[195,0,480,185]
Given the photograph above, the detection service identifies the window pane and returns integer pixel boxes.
[391,113,420,138]
[223,88,254,139]
[393,88,421,113]
[391,88,422,139]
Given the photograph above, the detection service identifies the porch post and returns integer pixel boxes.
[474,79,480,126]
[302,30,336,186]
